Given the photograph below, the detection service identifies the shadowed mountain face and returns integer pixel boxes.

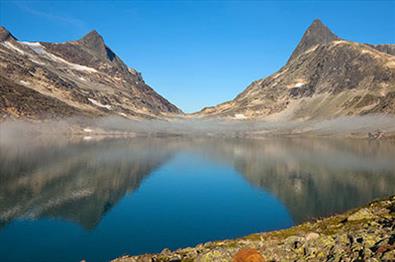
[288,19,338,62]
[0,27,181,120]
[1,137,395,229]
[0,27,16,42]
[198,19,395,120]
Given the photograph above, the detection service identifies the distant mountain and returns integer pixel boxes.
[0,27,181,120]
[198,19,395,120]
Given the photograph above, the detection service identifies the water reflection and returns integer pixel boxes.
[1,137,395,228]
[188,138,395,223]
[0,137,177,229]
[0,136,395,261]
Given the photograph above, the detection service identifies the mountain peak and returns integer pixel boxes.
[82,30,102,42]
[307,19,335,37]
[0,26,17,42]
[79,30,107,57]
[310,18,325,27]
[288,19,338,62]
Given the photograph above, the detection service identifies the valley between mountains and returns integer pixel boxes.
[1,19,395,136]
[1,18,395,262]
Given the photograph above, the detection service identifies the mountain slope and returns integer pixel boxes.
[288,19,338,62]
[198,19,395,120]
[0,27,181,120]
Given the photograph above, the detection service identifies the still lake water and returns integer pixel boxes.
[1,136,395,261]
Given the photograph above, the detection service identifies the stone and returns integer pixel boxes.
[232,248,265,262]
[197,250,230,262]
[382,249,395,260]
[285,236,304,249]
[347,208,375,221]
[168,257,181,262]
[305,232,320,242]
[161,248,171,255]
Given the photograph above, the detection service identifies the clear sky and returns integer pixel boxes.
[1,1,395,112]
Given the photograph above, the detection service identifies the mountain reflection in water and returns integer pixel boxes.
[0,137,176,229]
[0,136,395,261]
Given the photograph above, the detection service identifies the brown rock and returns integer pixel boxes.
[232,248,265,262]
[305,232,320,242]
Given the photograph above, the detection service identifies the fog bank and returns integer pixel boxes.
[1,114,395,141]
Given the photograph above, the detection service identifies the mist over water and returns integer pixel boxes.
[1,114,395,138]
[0,136,395,261]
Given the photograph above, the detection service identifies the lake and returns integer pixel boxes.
[1,136,395,261]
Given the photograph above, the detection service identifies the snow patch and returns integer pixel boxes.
[19,80,30,86]
[30,59,45,65]
[20,42,48,57]
[235,114,247,119]
[294,82,305,88]
[20,42,41,47]
[83,128,93,133]
[45,52,98,72]
[20,42,44,53]
[119,112,128,117]
[20,41,97,73]
[88,98,112,110]
[2,42,26,55]
[332,40,348,46]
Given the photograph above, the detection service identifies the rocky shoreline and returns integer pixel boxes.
[113,195,395,261]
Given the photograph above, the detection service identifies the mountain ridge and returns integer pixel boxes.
[197,19,395,120]
[1,21,394,122]
[0,26,182,120]
[0,26,17,42]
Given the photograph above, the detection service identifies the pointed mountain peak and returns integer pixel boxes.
[310,18,325,28]
[307,19,335,37]
[288,19,338,62]
[0,26,17,42]
[79,30,107,57]
[82,30,103,43]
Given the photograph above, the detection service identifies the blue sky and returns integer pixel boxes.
[1,1,395,112]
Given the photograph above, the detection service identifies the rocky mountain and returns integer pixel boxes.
[288,19,339,62]
[0,27,181,120]
[198,19,395,120]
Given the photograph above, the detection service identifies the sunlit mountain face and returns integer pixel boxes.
[1,136,395,261]
[0,26,181,120]
[197,20,395,120]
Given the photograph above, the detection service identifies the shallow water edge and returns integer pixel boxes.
[114,195,395,261]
